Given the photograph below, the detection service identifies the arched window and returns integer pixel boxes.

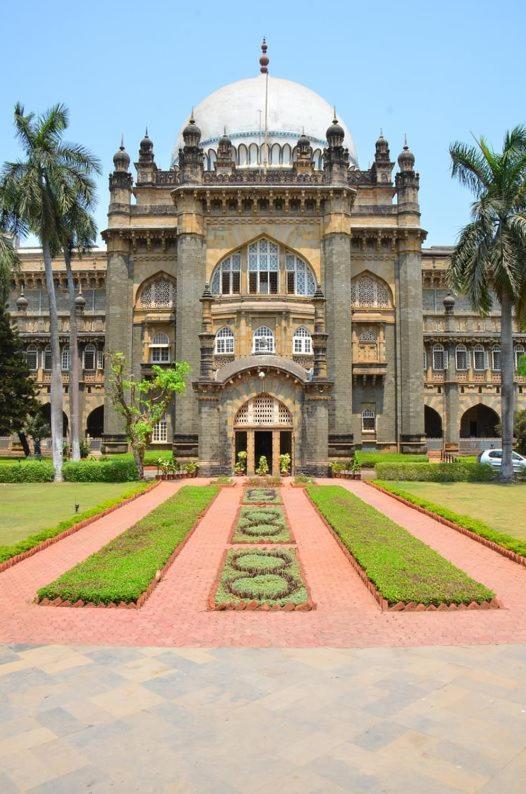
[282,144,292,165]
[208,149,217,170]
[152,415,168,443]
[97,349,104,370]
[61,347,70,372]
[253,326,275,354]
[235,394,292,425]
[249,143,258,165]
[473,345,486,371]
[150,332,170,363]
[248,239,279,294]
[515,346,525,370]
[83,344,96,371]
[238,144,247,166]
[43,346,52,371]
[351,275,390,308]
[432,344,447,371]
[293,327,312,355]
[423,348,428,371]
[362,409,376,432]
[456,345,468,371]
[139,278,176,309]
[211,253,241,295]
[215,326,234,355]
[285,254,316,296]
[25,345,38,371]
[271,143,281,165]
[312,148,322,169]
[492,347,501,371]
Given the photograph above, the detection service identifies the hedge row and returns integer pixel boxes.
[306,485,494,606]
[376,481,526,558]
[375,462,496,482]
[0,459,138,483]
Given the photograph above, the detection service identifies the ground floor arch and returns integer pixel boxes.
[40,403,69,437]
[234,393,293,475]
[424,405,443,438]
[86,405,104,438]
[460,404,500,438]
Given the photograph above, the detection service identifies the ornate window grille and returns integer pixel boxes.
[359,329,377,343]
[432,344,447,371]
[215,326,234,355]
[253,325,275,354]
[150,332,170,364]
[492,347,501,371]
[248,239,279,294]
[211,253,241,295]
[351,276,390,308]
[473,345,486,371]
[152,415,168,443]
[362,409,376,432]
[139,278,176,309]
[235,394,292,425]
[83,344,96,371]
[43,346,52,371]
[455,345,468,371]
[293,326,312,354]
[61,347,71,372]
[515,346,525,370]
[285,254,316,296]
[25,345,38,371]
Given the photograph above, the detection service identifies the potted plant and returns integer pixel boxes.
[234,450,247,476]
[255,455,269,477]
[184,460,198,478]
[279,452,291,476]
[351,459,362,480]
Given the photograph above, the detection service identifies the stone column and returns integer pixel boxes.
[247,431,255,476]
[443,295,459,447]
[272,430,280,476]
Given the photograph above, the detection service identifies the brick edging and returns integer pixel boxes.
[367,481,526,569]
[36,485,222,610]
[303,488,499,612]
[0,481,160,575]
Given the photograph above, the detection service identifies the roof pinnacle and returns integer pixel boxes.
[259,37,269,74]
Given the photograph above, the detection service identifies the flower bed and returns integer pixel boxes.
[36,484,219,607]
[210,547,313,610]
[231,505,292,544]
[242,487,281,504]
[306,485,497,609]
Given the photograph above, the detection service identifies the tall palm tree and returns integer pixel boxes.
[449,126,526,483]
[1,104,99,481]
[0,209,20,305]
[62,207,98,461]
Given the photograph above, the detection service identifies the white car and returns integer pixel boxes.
[478,449,526,471]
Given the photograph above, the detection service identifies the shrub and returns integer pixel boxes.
[63,460,138,482]
[356,451,429,468]
[255,455,269,476]
[375,462,496,482]
[0,460,54,482]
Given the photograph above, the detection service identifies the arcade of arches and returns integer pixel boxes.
[234,394,293,476]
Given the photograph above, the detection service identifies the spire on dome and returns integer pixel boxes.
[259,37,269,74]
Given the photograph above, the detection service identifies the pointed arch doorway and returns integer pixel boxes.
[234,394,293,475]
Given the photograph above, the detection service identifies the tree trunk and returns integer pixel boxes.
[500,290,515,484]
[65,250,81,461]
[132,446,144,480]
[17,431,31,457]
[42,240,64,481]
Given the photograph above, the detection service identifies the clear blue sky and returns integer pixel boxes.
[1,0,524,246]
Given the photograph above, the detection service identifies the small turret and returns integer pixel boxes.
[112,138,130,172]
[215,128,236,174]
[294,131,314,174]
[16,288,28,312]
[323,112,349,185]
[109,137,133,203]
[136,128,157,185]
[395,136,420,217]
[179,113,204,184]
[371,131,394,184]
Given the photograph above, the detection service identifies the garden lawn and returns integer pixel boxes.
[0,482,148,548]
[307,485,494,606]
[37,485,218,605]
[377,481,526,544]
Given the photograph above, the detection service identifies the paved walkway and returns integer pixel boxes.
[0,643,525,792]
[1,480,526,647]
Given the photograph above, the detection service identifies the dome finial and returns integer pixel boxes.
[120,133,124,150]
[259,37,269,74]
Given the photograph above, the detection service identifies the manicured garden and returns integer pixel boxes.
[242,487,281,504]
[307,485,495,607]
[37,484,218,606]
[375,461,496,482]
[232,504,292,543]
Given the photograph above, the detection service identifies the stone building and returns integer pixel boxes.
[6,45,526,472]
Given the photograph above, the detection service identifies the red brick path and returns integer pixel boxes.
[1,479,526,647]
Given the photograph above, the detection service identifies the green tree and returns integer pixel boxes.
[513,409,526,455]
[108,352,189,479]
[0,220,20,304]
[1,103,99,481]
[24,407,51,458]
[449,127,526,483]
[0,301,38,446]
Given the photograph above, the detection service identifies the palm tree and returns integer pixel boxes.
[449,126,526,483]
[62,207,98,461]
[1,104,99,481]
[0,210,20,304]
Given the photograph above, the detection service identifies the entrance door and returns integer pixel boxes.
[254,431,273,474]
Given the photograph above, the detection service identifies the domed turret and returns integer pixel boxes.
[113,138,130,172]
[326,113,345,148]
[16,289,28,311]
[139,128,154,162]
[75,289,86,312]
[443,293,455,313]
[183,114,201,148]
[398,138,415,172]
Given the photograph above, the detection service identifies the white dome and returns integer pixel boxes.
[173,74,357,168]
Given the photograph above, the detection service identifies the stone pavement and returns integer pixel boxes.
[0,643,525,792]
[2,481,526,647]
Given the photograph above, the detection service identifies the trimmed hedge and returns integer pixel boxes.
[375,462,496,483]
[37,485,218,605]
[0,459,138,483]
[376,481,526,558]
[307,485,494,606]
[356,452,429,468]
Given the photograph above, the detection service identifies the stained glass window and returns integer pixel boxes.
[248,239,279,294]
[351,276,390,308]
[211,253,241,295]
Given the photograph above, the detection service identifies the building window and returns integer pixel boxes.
[362,409,376,432]
[253,325,275,354]
[97,349,104,370]
[211,253,241,296]
[43,346,52,371]
[492,347,501,371]
[139,278,176,309]
[432,344,447,371]
[515,346,525,370]
[423,348,428,371]
[152,416,168,443]
[235,394,292,425]
[25,345,38,371]
[61,347,70,372]
[83,345,96,371]
[351,276,390,308]
[473,345,486,371]
[456,345,468,371]
[285,254,316,296]
[150,332,170,363]
[359,329,377,344]
[248,239,279,294]
[293,326,312,354]
[215,326,234,355]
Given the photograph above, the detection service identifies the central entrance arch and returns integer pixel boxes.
[234,394,293,475]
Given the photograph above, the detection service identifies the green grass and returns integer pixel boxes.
[0,482,150,564]
[232,505,291,543]
[37,485,218,605]
[242,487,281,504]
[213,548,308,607]
[0,450,173,466]
[376,480,526,554]
[355,451,429,468]
[307,485,494,606]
